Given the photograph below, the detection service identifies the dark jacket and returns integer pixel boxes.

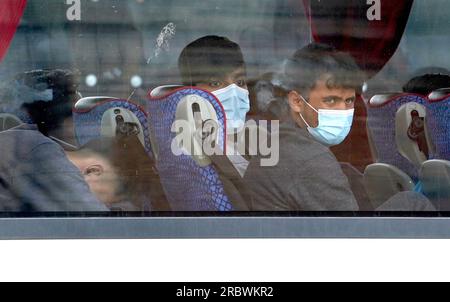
[0,124,107,212]
[243,121,359,211]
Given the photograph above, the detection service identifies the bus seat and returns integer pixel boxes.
[363,163,415,209]
[426,89,450,161]
[147,86,233,211]
[419,159,450,210]
[0,113,22,131]
[340,162,372,210]
[73,97,153,157]
[367,93,428,180]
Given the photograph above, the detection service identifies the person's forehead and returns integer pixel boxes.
[229,67,246,77]
[208,66,246,81]
[312,79,356,98]
[67,152,112,168]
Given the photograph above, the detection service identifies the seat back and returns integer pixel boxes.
[367,93,428,180]
[147,86,233,211]
[73,97,153,157]
[363,163,415,209]
[419,159,450,210]
[426,89,450,161]
[0,113,22,131]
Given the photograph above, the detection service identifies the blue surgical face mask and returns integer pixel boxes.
[298,95,354,146]
[212,84,250,132]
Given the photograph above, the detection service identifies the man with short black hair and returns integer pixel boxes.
[178,35,247,91]
[244,44,436,211]
[244,43,362,211]
[178,35,251,177]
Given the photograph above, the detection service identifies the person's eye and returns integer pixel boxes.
[345,98,355,105]
[323,98,336,104]
[85,165,102,176]
[85,167,96,175]
[84,168,93,176]
[209,80,222,88]
[236,79,246,87]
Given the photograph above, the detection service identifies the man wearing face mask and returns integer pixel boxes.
[244,44,435,211]
[178,35,251,177]
[243,43,361,211]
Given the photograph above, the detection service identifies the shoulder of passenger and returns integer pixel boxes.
[24,140,64,160]
[280,135,332,161]
[1,130,58,159]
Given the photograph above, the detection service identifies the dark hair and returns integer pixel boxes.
[16,69,81,136]
[75,136,170,211]
[403,73,450,96]
[178,35,246,86]
[279,43,363,97]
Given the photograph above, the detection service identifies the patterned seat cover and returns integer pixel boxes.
[147,86,233,211]
[367,94,427,180]
[73,98,153,157]
[425,94,450,161]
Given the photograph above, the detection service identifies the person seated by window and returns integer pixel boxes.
[66,136,171,211]
[243,44,436,211]
[244,43,433,211]
[178,35,251,178]
[243,43,363,211]
[0,69,107,212]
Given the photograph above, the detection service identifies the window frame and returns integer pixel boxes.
[1,216,450,239]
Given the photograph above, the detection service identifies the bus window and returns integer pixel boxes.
[0,0,448,218]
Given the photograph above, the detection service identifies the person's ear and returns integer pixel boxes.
[288,90,305,114]
[85,164,104,177]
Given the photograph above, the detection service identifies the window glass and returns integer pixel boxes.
[0,0,448,215]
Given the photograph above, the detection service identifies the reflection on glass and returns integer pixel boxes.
[0,0,448,214]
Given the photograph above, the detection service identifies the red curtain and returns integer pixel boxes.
[303,0,413,77]
[0,0,27,63]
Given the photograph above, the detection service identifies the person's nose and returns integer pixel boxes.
[224,80,234,88]
[336,101,348,110]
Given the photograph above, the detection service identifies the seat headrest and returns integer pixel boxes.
[73,97,152,156]
[74,96,118,112]
[366,93,430,180]
[149,85,183,98]
[369,93,409,107]
[428,88,450,101]
[173,93,220,167]
[147,86,232,211]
